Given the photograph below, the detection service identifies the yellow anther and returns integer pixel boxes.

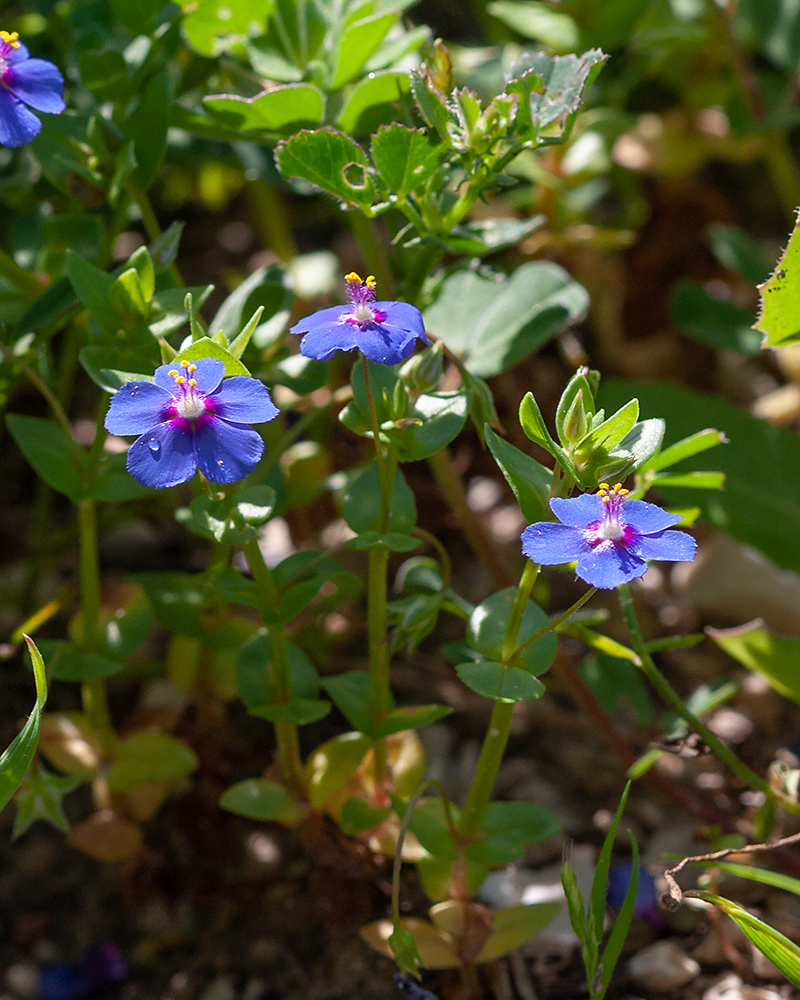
[175,375,185,384]
[187,363,196,373]
[345,271,362,284]
[180,360,190,368]
[602,496,610,503]
[0,31,20,49]
[188,378,197,387]
[168,369,178,378]
[365,275,376,289]
[598,482,610,490]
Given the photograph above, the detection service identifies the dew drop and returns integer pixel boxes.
[148,438,160,454]
[217,460,224,467]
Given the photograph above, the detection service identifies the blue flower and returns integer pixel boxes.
[521,482,696,589]
[105,358,279,489]
[290,272,428,367]
[0,31,65,148]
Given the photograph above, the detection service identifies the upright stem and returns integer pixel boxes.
[618,584,800,820]
[77,499,115,752]
[125,178,184,286]
[460,561,540,837]
[242,538,306,799]
[361,356,397,792]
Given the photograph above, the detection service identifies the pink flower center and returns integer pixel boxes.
[343,271,386,328]
[165,361,216,423]
[585,483,635,548]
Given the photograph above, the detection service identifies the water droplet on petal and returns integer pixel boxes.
[217,460,224,467]
[148,438,160,454]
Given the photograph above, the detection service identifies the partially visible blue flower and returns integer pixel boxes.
[0,30,65,148]
[105,358,279,489]
[290,272,428,367]
[521,482,696,589]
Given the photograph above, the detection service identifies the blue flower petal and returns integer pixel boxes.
[576,542,647,589]
[376,302,428,342]
[105,381,172,435]
[190,357,226,394]
[126,421,196,488]
[5,42,30,64]
[299,321,359,360]
[193,416,264,483]
[7,58,65,113]
[0,88,41,146]
[633,529,696,563]
[622,499,684,535]
[210,376,279,424]
[357,323,417,366]
[290,305,351,334]
[521,522,588,564]
[550,493,603,528]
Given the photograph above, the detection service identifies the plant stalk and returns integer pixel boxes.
[242,538,306,800]
[618,584,800,820]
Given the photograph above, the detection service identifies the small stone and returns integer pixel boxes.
[4,963,39,999]
[199,977,236,1000]
[627,940,700,991]
[241,978,268,1000]
[703,973,782,1000]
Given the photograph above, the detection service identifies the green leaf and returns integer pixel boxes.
[306,732,372,809]
[79,49,130,103]
[107,733,198,792]
[390,393,470,462]
[173,337,251,377]
[66,250,118,334]
[708,620,800,705]
[13,763,77,837]
[468,589,557,677]
[337,71,412,136]
[0,637,47,813]
[709,224,771,286]
[320,671,374,735]
[177,487,276,545]
[562,862,587,945]
[619,419,665,471]
[692,893,800,987]
[423,262,589,377]
[209,264,293,350]
[237,629,319,709]
[476,903,561,963]
[468,801,561,865]
[330,10,398,88]
[455,661,546,702]
[220,778,306,823]
[506,48,607,141]
[204,85,325,136]
[651,471,725,490]
[704,861,800,898]
[105,595,154,662]
[126,69,173,190]
[111,0,160,33]
[252,698,331,725]
[370,124,443,197]
[375,703,454,737]
[276,128,376,210]
[6,415,83,502]
[488,1,580,52]
[486,427,552,523]
[439,217,545,257]
[640,427,727,473]
[109,268,148,329]
[590,782,631,953]
[575,399,638,458]
[341,462,417,534]
[600,381,800,572]
[339,796,392,835]
[388,925,423,979]
[51,648,123,681]
[519,391,560,454]
[755,210,800,347]
[671,281,760,355]
[181,0,273,55]
[599,831,640,995]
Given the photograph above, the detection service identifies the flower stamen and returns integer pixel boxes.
[0,31,20,50]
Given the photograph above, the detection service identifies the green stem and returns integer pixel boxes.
[77,499,115,752]
[413,525,452,591]
[460,561,540,837]
[509,587,597,666]
[242,538,306,800]
[247,179,297,262]
[349,211,394,299]
[618,584,800,820]
[361,356,398,791]
[125,178,183,286]
[0,246,46,300]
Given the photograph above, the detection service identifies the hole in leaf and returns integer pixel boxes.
[343,161,368,190]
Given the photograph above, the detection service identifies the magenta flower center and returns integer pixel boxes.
[344,271,386,328]
[585,483,635,547]
[0,29,20,84]
[166,361,213,422]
